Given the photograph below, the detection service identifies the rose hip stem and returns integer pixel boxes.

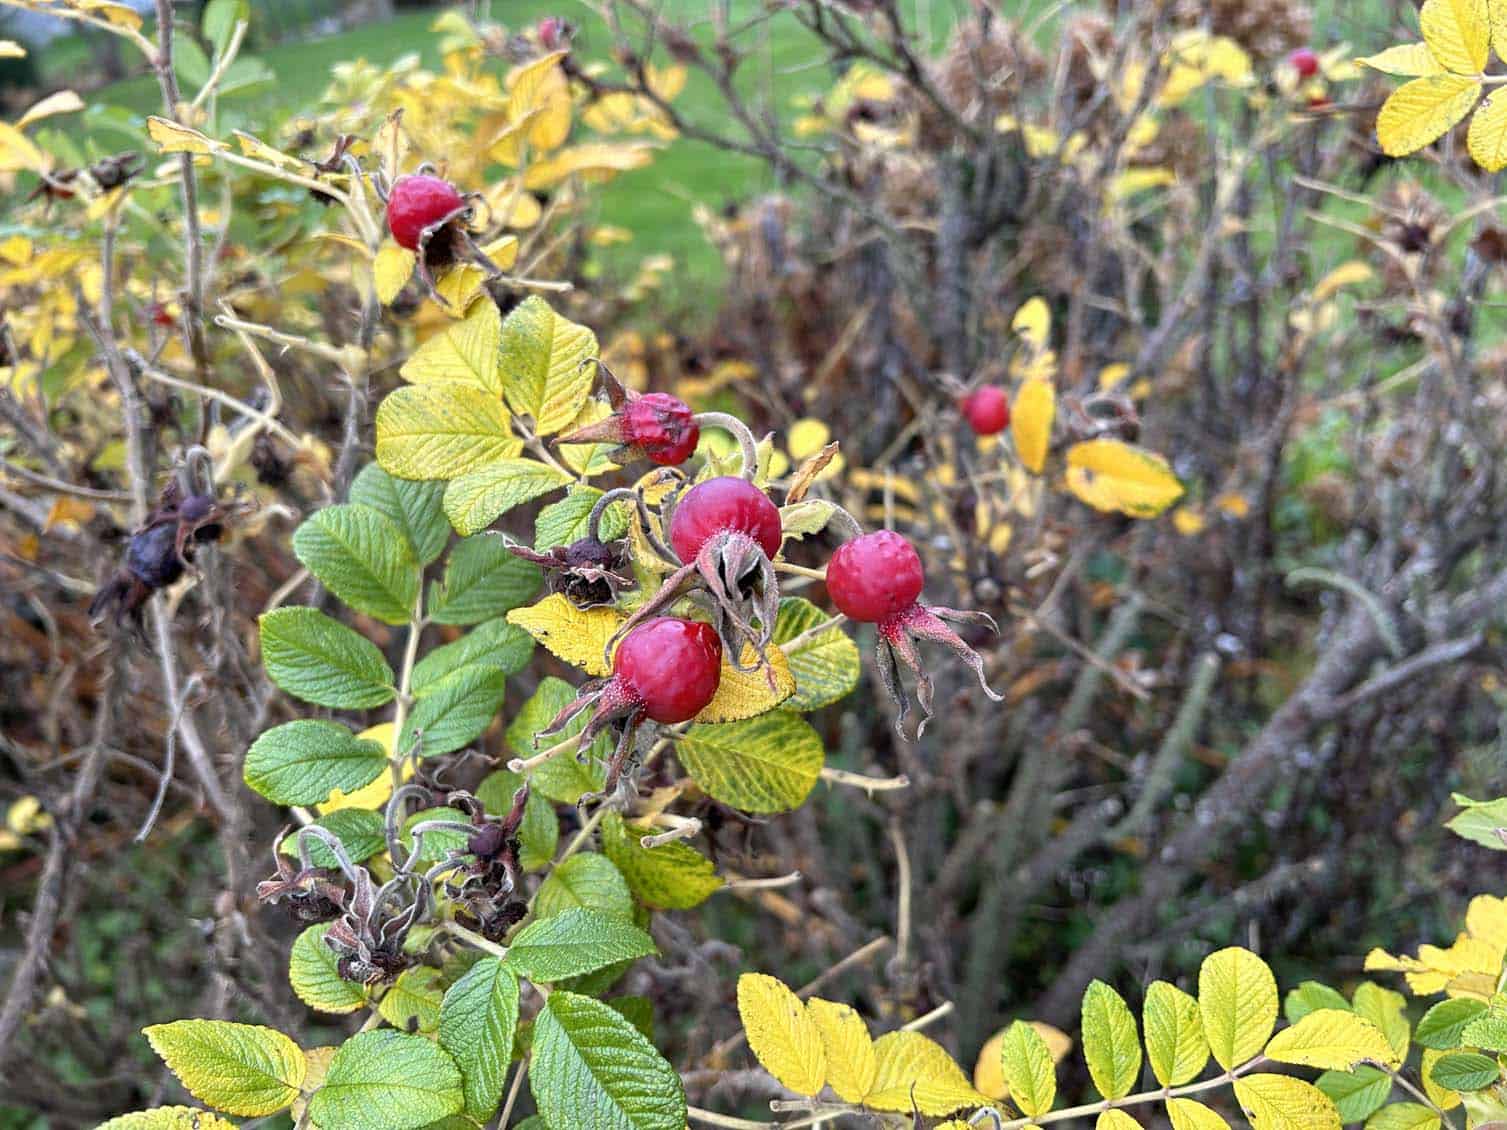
[692,411,760,480]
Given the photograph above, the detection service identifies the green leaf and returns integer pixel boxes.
[202,0,248,58]
[293,504,419,624]
[506,677,608,803]
[218,55,273,96]
[1352,982,1410,1062]
[772,597,860,711]
[1285,981,1351,1023]
[279,809,385,868]
[476,769,558,870]
[1082,980,1141,1101]
[439,957,521,1122]
[607,996,656,1043]
[1198,947,1277,1071]
[376,383,522,481]
[308,1030,463,1130]
[503,907,656,983]
[289,922,366,1014]
[677,712,824,813]
[259,606,395,709]
[96,1109,238,1129]
[1461,1005,1507,1051]
[244,720,387,806]
[399,666,508,758]
[412,618,534,694]
[350,463,450,565]
[531,991,686,1130]
[600,811,723,910]
[378,966,445,1034]
[998,1019,1056,1118]
[1427,1051,1499,1093]
[142,1019,303,1117]
[498,296,599,436]
[1415,998,1488,1049]
[174,36,211,91]
[534,853,635,921]
[428,535,541,625]
[443,459,573,536]
[1364,1102,1442,1130]
[1446,793,1507,850]
[1316,1065,1394,1123]
[1144,980,1209,1087]
[536,484,629,549]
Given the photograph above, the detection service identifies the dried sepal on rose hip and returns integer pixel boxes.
[826,530,1002,738]
[407,789,529,942]
[506,488,639,608]
[256,827,348,924]
[523,617,722,799]
[380,164,503,303]
[554,360,701,467]
[612,475,784,672]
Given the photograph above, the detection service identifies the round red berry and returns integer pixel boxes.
[149,302,175,328]
[539,17,566,49]
[626,393,699,465]
[669,477,782,562]
[387,174,465,252]
[1288,47,1320,78]
[961,386,1011,435]
[826,530,925,623]
[614,617,722,723]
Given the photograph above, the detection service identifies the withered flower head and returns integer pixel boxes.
[507,533,635,609]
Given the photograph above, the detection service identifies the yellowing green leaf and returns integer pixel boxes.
[737,974,826,1097]
[1421,0,1490,73]
[508,51,572,151]
[1098,1112,1144,1130]
[1468,88,1507,170]
[1376,74,1482,157]
[1266,1009,1399,1071]
[867,1029,990,1116]
[1356,44,1446,76]
[1144,981,1210,1087]
[1366,1102,1443,1129]
[998,1020,1056,1117]
[1065,439,1183,517]
[402,300,502,390]
[1234,1073,1342,1130]
[599,811,723,910]
[973,1022,1071,1100]
[0,122,43,173]
[1313,261,1374,302]
[142,1020,304,1117]
[807,998,877,1103]
[1199,947,1278,1072]
[97,1109,239,1129]
[1082,980,1142,1101]
[375,384,522,480]
[1352,982,1410,1063]
[691,644,796,724]
[1167,1098,1232,1130]
[499,295,598,435]
[374,241,416,305]
[506,593,624,677]
[1011,378,1054,474]
[146,116,223,154]
[1421,1048,1464,1111]
[442,458,572,536]
[677,712,824,814]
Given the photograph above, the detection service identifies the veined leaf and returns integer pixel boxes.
[1284,981,1351,1023]
[507,593,623,677]
[973,1022,1071,1101]
[443,458,572,536]
[1097,1112,1144,1130]
[278,809,385,868]
[1266,1008,1399,1070]
[1145,980,1209,1086]
[1376,74,1482,157]
[503,907,656,982]
[1082,980,1142,1100]
[1351,983,1410,1062]
[373,241,415,304]
[1166,1098,1232,1129]
[772,596,860,711]
[1356,43,1446,76]
[97,1109,238,1129]
[498,295,598,435]
[1198,947,1277,1071]
[505,677,610,803]
[377,966,444,1034]
[533,852,635,921]
[401,299,502,391]
[1065,439,1184,518]
[1420,1048,1465,1111]
[998,1020,1056,1117]
[289,922,366,1014]
[476,768,557,870]
[1427,1051,1498,1092]
[1233,1074,1341,1130]
[737,974,826,1097]
[292,504,418,625]
[1364,1103,1443,1129]
[398,665,508,758]
[1316,1065,1394,1124]
[412,618,534,693]
[867,1029,990,1115]
[429,534,541,625]
[691,644,797,724]
[600,811,722,910]
[244,720,387,806]
[375,383,522,480]
[258,606,395,709]
[349,463,450,566]
[1420,0,1490,73]
[1415,998,1487,1049]
[677,712,824,813]
[439,957,520,1122]
[1467,88,1507,170]
[807,998,876,1103]
[142,1020,303,1117]
[307,1030,463,1130]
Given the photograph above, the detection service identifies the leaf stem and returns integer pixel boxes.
[443,920,508,959]
[389,592,425,755]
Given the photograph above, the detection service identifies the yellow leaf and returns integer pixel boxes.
[373,242,416,306]
[372,109,409,187]
[1233,1073,1341,1130]
[1167,1098,1232,1130]
[374,383,520,479]
[1313,261,1374,301]
[523,142,658,190]
[0,122,44,174]
[0,41,26,58]
[320,724,410,812]
[1065,439,1184,518]
[1494,0,1507,57]
[1468,88,1507,169]
[506,593,624,678]
[1011,378,1054,474]
[1466,894,1507,952]
[1012,297,1051,351]
[1356,44,1446,76]
[16,90,84,130]
[692,645,797,724]
[1098,1113,1144,1130]
[232,130,302,169]
[434,264,488,313]
[1098,362,1131,390]
[401,299,502,390]
[1173,508,1206,536]
[806,998,876,1103]
[787,417,831,460]
[1421,0,1490,73]
[974,1022,1072,1100]
[867,1030,990,1116]
[1376,74,1482,156]
[737,974,826,1097]
[508,51,572,151]
[77,0,144,29]
[1199,947,1278,1072]
[1265,1009,1399,1071]
[146,115,222,155]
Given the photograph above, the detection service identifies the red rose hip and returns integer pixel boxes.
[669,477,782,563]
[961,386,1011,436]
[1287,47,1319,78]
[613,617,722,723]
[626,393,700,466]
[826,530,925,623]
[386,173,465,251]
